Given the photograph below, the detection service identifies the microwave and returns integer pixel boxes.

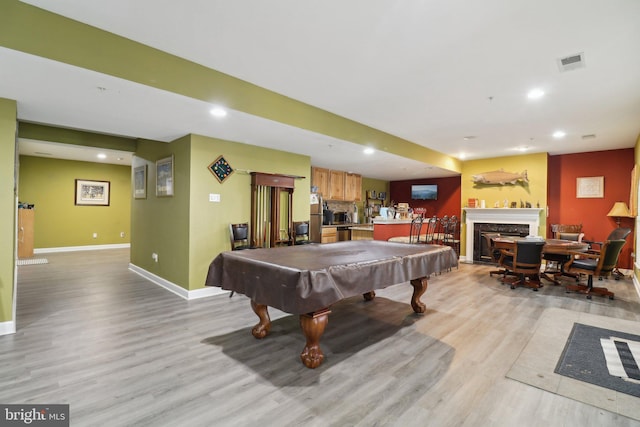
[333,212,348,224]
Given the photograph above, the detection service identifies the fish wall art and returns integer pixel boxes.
[472,169,528,185]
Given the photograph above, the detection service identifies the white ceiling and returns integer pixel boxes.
[7,0,640,180]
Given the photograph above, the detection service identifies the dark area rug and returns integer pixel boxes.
[555,323,640,398]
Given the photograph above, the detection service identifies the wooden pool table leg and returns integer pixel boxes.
[250,300,271,339]
[410,277,428,313]
[299,308,331,369]
[363,291,376,301]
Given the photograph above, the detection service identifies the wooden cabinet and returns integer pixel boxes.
[329,170,345,200]
[313,167,360,202]
[344,173,362,202]
[18,208,35,258]
[312,167,330,198]
[321,227,337,243]
[350,227,374,241]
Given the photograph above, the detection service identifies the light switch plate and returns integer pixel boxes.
[209,193,221,202]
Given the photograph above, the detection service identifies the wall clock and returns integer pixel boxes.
[208,155,234,183]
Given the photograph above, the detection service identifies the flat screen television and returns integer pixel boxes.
[411,184,438,200]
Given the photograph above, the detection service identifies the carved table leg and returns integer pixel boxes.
[409,277,428,313]
[250,300,271,339]
[299,309,331,369]
[363,291,376,301]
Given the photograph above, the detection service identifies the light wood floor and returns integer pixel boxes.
[2,248,640,427]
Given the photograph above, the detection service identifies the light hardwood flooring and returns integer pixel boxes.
[2,248,640,426]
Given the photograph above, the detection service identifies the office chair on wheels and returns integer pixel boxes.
[564,239,626,299]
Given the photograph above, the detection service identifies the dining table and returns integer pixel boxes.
[492,237,589,285]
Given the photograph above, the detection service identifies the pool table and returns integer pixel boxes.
[205,240,458,368]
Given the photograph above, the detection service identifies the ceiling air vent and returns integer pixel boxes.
[557,52,585,72]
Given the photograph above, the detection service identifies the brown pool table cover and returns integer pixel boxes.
[205,240,458,314]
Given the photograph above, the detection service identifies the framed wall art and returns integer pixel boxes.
[156,155,174,197]
[133,165,147,199]
[208,155,234,183]
[75,179,110,206]
[576,176,604,198]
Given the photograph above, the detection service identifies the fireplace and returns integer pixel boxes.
[474,223,529,263]
[463,208,543,263]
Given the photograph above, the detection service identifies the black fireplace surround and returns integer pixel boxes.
[473,223,530,263]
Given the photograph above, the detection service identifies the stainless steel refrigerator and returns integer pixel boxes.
[310,193,323,243]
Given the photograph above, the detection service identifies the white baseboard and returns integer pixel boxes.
[35,243,131,253]
[128,263,226,300]
[0,320,16,336]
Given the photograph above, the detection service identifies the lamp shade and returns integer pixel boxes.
[607,201,631,218]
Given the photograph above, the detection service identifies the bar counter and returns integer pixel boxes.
[372,218,413,241]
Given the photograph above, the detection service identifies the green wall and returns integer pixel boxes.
[0,98,17,325]
[18,156,131,248]
[460,153,548,257]
[131,134,311,291]
[130,137,191,288]
[0,0,460,176]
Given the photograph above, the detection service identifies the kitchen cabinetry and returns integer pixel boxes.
[350,227,374,241]
[329,170,345,200]
[312,167,330,198]
[312,167,361,202]
[321,227,337,243]
[344,173,362,201]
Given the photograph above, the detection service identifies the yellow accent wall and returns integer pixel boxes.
[131,134,311,291]
[18,156,131,248]
[460,153,548,257]
[0,98,17,325]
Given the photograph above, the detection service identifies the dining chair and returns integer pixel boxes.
[442,216,460,257]
[483,232,504,277]
[498,239,546,290]
[563,239,626,299]
[228,223,258,296]
[550,224,584,242]
[421,216,439,244]
[584,227,631,279]
[293,221,313,245]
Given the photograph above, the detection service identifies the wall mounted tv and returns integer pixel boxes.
[411,184,438,200]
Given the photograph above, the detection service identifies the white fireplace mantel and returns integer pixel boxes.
[463,208,544,263]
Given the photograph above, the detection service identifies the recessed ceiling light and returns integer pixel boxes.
[552,130,566,139]
[516,146,530,152]
[210,107,227,117]
[463,136,476,141]
[527,88,545,99]
[97,153,107,159]
[363,147,375,155]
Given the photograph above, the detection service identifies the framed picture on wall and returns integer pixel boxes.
[156,155,174,197]
[75,179,110,206]
[133,165,147,199]
[576,176,604,198]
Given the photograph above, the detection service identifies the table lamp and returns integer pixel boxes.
[606,201,632,227]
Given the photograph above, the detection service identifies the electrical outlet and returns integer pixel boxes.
[152,253,158,262]
[209,193,221,202]
[92,233,98,239]
[120,232,125,238]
